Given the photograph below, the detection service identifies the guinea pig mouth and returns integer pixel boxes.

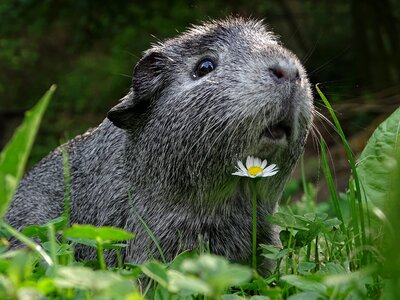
[262,121,292,141]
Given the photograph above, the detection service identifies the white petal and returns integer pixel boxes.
[232,171,244,176]
[262,165,279,176]
[263,164,277,173]
[237,161,247,173]
[250,156,256,167]
[261,159,268,169]
[262,164,278,175]
[246,156,252,169]
[254,157,262,167]
[261,170,279,177]
[233,169,249,176]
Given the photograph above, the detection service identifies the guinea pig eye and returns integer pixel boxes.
[194,58,215,78]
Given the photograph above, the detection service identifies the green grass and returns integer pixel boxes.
[0,87,399,299]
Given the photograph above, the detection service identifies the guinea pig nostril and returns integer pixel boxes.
[269,67,285,80]
[269,64,300,83]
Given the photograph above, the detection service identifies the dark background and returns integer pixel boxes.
[0,0,399,177]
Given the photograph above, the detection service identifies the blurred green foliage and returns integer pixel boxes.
[0,0,399,165]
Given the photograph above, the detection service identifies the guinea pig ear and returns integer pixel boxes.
[107,50,165,129]
[107,90,137,129]
[132,50,166,100]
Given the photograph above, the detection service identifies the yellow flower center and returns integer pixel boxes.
[248,166,263,176]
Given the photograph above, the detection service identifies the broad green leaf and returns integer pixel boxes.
[21,225,47,242]
[66,237,97,248]
[323,218,342,228]
[168,250,197,270]
[282,275,327,294]
[37,277,56,295]
[180,255,252,292]
[7,251,35,285]
[279,230,293,248]
[297,262,316,274]
[357,107,400,208]
[0,85,56,218]
[55,265,137,296]
[303,212,328,221]
[318,262,346,275]
[154,285,170,300]
[210,264,252,289]
[63,224,97,240]
[96,226,135,241]
[42,242,72,256]
[321,269,373,288]
[222,295,246,300]
[300,213,342,229]
[267,212,308,230]
[260,244,287,260]
[63,224,134,242]
[295,221,324,247]
[287,291,323,300]
[167,269,211,295]
[141,260,169,288]
[101,242,128,249]
[17,288,43,299]
[22,216,67,241]
[103,281,141,299]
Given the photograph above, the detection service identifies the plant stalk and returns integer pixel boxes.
[1,222,53,266]
[250,181,258,270]
[96,237,106,270]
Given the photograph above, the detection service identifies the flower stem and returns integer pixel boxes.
[250,181,258,270]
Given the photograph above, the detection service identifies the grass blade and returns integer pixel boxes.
[61,145,71,227]
[316,85,368,264]
[128,192,166,264]
[319,140,345,231]
[320,139,351,264]
[0,85,56,218]
[1,222,53,266]
[349,178,361,266]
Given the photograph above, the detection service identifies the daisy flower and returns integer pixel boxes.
[232,156,278,178]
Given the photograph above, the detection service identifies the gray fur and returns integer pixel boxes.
[6,17,313,272]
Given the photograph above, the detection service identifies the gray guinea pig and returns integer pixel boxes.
[6,17,314,273]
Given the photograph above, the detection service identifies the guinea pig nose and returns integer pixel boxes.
[268,62,300,83]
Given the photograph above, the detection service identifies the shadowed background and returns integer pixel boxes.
[0,0,399,195]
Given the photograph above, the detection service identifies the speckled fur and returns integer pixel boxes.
[6,18,313,273]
